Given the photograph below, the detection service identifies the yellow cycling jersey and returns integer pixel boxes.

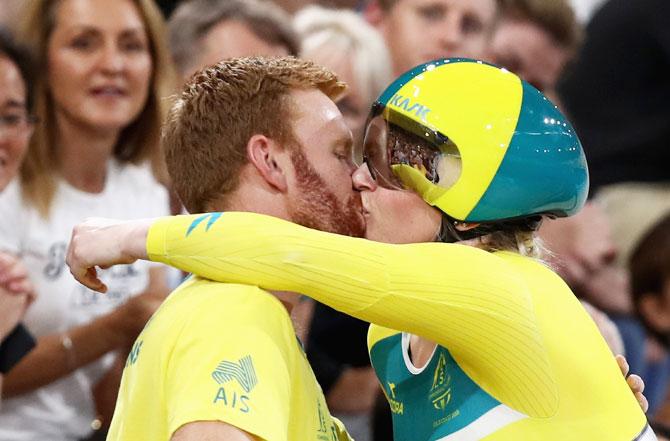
[107,276,351,441]
[145,212,650,440]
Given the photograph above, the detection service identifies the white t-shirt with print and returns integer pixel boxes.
[0,161,169,441]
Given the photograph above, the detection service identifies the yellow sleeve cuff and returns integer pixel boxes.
[146,216,173,264]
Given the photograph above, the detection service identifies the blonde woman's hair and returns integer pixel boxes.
[17,0,176,217]
[483,229,545,259]
[440,217,545,259]
[294,6,393,107]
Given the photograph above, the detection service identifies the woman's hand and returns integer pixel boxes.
[616,354,649,413]
[0,253,35,340]
[67,218,153,292]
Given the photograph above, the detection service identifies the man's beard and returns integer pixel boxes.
[288,149,365,238]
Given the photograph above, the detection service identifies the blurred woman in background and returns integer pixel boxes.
[0,26,37,403]
[0,1,175,439]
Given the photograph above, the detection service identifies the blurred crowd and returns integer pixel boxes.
[0,0,668,440]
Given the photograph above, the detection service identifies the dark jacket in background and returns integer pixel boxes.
[559,0,670,192]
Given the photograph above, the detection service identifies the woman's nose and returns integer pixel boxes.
[352,163,377,191]
[98,43,125,75]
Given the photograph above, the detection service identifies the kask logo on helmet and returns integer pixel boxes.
[388,93,431,122]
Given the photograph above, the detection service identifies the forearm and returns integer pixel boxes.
[148,213,535,345]
[147,213,558,417]
[2,312,125,397]
[92,348,128,429]
[171,421,261,441]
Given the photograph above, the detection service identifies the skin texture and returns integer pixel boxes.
[353,164,442,244]
[289,148,364,238]
[305,52,369,159]
[185,20,289,80]
[488,17,571,94]
[373,0,497,75]
[0,253,34,340]
[47,0,152,136]
[284,89,365,238]
[0,55,31,191]
[172,421,259,441]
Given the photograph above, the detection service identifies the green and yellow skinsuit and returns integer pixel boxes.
[144,212,651,440]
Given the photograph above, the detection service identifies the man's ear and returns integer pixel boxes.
[247,135,288,192]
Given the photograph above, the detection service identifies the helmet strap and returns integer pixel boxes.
[437,214,544,243]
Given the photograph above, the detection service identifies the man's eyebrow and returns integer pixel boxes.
[335,135,353,151]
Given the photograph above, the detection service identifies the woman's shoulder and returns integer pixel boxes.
[494,250,569,288]
[0,178,32,214]
[110,160,170,216]
[111,160,163,189]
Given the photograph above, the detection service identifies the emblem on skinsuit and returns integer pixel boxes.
[388,382,397,399]
[186,212,223,236]
[430,352,452,410]
[125,340,143,367]
[386,382,404,415]
[316,399,341,441]
[212,355,258,392]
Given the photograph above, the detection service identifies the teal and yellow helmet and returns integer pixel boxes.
[362,58,589,223]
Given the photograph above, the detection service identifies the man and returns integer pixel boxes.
[168,0,298,80]
[80,57,360,440]
[487,0,581,98]
[365,0,499,76]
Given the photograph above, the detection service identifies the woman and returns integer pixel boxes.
[0,27,37,402]
[0,0,174,439]
[68,60,652,440]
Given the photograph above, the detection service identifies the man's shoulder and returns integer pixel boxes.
[162,279,293,332]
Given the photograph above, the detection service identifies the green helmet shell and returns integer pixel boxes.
[372,58,589,223]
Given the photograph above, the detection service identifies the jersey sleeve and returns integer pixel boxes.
[148,212,559,418]
[165,296,292,441]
